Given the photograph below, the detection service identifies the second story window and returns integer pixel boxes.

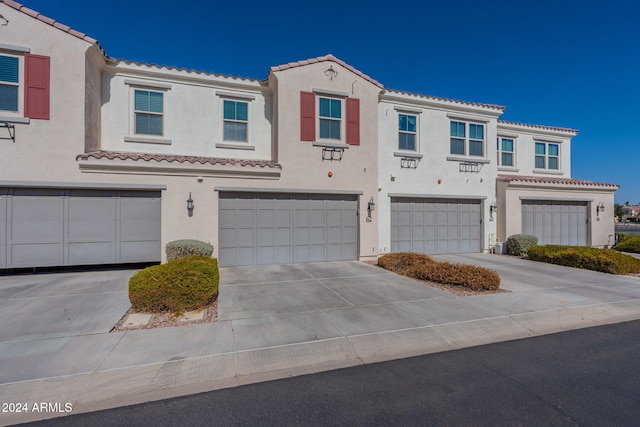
[450,121,484,157]
[398,114,417,151]
[134,90,163,136]
[535,142,559,170]
[497,137,515,167]
[223,100,248,142]
[318,97,341,140]
[0,55,19,112]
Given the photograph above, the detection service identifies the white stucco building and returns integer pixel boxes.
[0,0,618,269]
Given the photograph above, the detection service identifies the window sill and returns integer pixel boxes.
[0,116,30,124]
[533,169,563,175]
[497,166,519,172]
[446,156,490,164]
[394,151,423,159]
[312,141,350,149]
[216,142,256,151]
[124,136,172,145]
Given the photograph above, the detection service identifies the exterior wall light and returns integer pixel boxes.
[187,192,194,217]
[597,201,605,217]
[489,201,497,221]
[367,196,375,222]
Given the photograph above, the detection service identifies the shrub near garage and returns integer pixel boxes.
[506,234,538,257]
[129,256,219,313]
[377,252,501,291]
[614,235,640,254]
[166,239,214,261]
[528,245,640,275]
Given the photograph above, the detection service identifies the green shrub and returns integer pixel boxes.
[616,232,630,244]
[377,252,500,291]
[506,234,538,257]
[129,256,219,312]
[166,239,214,261]
[614,235,640,254]
[528,245,640,275]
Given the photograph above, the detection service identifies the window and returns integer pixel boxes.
[223,100,248,142]
[497,137,515,167]
[450,121,484,157]
[535,142,559,170]
[134,90,163,136]
[0,55,19,112]
[319,97,341,140]
[399,114,417,151]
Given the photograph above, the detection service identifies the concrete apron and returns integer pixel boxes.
[1,256,640,425]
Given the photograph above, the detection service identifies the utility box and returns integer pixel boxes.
[494,242,506,254]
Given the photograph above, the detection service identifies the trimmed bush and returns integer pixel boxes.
[129,256,219,312]
[528,245,640,275]
[166,239,214,261]
[378,252,500,291]
[614,235,640,254]
[506,234,538,257]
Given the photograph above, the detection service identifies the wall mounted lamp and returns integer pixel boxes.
[596,201,605,217]
[187,192,194,217]
[367,196,376,222]
[489,201,497,221]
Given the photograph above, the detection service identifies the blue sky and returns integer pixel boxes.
[19,0,640,204]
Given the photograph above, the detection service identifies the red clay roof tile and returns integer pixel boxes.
[76,151,282,169]
[498,174,618,188]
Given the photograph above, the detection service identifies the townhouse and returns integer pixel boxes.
[0,1,618,270]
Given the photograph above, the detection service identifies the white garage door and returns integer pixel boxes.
[219,192,358,267]
[391,197,482,254]
[0,188,161,269]
[522,200,588,245]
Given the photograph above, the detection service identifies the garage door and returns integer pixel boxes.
[0,188,161,269]
[391,197,482,254]
[219,192,358,266]
[522,200,588,245]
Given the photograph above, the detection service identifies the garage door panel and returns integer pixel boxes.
[68,242,114,264]
[391,198,482,255]
[522,200,587,246]
[120,219,160,241]
[0,196,5,268]
[219,192,357,267]
[10,243,62,267]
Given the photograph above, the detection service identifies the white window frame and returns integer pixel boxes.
[0,45,29,123]
[124,82,172,145]
[317,95,344,142]
[449,119,486,159]
[534,141,561,171]
[222,99,249,143]
[497,136,516,168]
[398,112,418,151]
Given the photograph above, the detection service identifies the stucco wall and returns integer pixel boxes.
[100,65,272,161]
[377,96,502,253]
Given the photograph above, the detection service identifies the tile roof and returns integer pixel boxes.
[498,174,618,188]
[76,151,282,169]
[498,120,578,135]
[1,0,105,55]
[384,89,506,112]
[270,54,383,88]
[114,59,262,83]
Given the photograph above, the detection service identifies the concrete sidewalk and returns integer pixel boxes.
[1,255,640,425]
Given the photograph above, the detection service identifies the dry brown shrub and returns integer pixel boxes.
[378,252,500,291]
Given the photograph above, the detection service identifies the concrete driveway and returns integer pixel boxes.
[3,255,640,424]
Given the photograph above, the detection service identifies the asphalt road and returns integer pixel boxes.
[24,320,640,427]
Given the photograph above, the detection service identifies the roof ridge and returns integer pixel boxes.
[384,88,505,111]
[77,150,282,169]
[498,119,578,135]
[269,54,383,88]
[1,0,105,55]
[114,58,262,83]
[497,174,618,188]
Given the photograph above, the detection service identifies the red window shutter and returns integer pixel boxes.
[346,97,360,146]
[300,91,315,141]
[24,53,50,120]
